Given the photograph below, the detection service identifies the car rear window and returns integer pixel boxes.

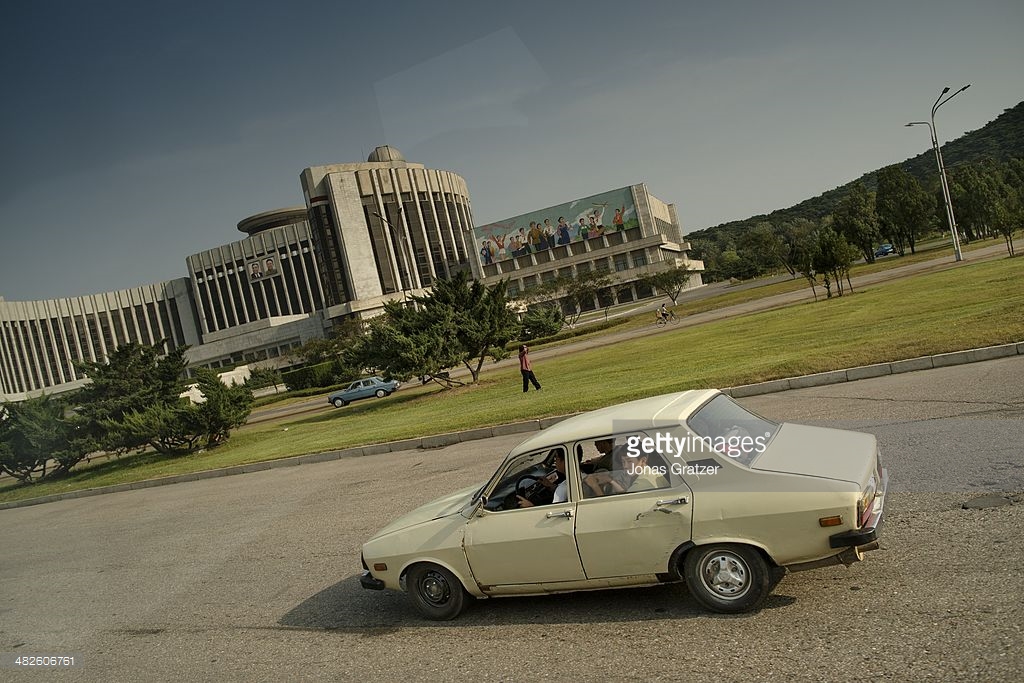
[686,394,778,466]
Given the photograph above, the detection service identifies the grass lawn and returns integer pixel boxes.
[2,255,1022,503]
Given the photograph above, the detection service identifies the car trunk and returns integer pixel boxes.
[750,423,876,485]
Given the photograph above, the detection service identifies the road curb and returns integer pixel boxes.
[2,341,1021,511]
[722,342,1021,398]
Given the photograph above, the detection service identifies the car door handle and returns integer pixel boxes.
[656,497,689,506]
[546,509,572,519]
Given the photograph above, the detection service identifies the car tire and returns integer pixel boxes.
[375,389,387,398]
[332,398,347,408]
[683,544,772,614]
[406,563,470,621]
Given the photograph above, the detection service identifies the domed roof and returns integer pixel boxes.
[367,145,406,163]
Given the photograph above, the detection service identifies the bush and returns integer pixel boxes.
[282,360,359,391]
[246,366,282,390]
[520,304,565,341]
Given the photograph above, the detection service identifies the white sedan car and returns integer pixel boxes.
[359,390,886,620]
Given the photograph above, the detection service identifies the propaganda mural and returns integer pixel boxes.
[474,186,639,266]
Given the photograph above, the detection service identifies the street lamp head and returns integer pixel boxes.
[941,86,950,94]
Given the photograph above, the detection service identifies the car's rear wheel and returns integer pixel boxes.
[683,544,772,613]
[406,563,470,621]
[375,389,387,398]
[332,398,347,408]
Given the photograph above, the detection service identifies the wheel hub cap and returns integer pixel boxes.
[704,553,748,598]
[422,572,450,604]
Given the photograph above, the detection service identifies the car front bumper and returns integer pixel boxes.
[360,570,385,591]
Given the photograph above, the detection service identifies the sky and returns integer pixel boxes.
[1,0,1022,301]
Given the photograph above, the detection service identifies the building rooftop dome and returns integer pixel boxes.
[367,145,406,163]
[236,206,309,235]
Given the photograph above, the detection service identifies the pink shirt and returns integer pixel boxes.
[519,350,532,371]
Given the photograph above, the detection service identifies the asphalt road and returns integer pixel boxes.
[1,357,1022,682]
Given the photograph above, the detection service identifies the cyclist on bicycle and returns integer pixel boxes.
[658,303,669,321]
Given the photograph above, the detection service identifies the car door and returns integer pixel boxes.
[355,379,374,399]
[463,447,585,587]
[573,436,693,579]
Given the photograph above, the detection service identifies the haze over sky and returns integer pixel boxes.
[1,0,1022,301]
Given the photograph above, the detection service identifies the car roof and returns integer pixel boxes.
[508,389,720,457]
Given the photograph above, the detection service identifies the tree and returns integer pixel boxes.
[812,225,858,298]
[192,368,254,447]
[0,395,90,483]
[791,223,822,301]
[832,182,881,263]
[640,265,693,304]
[74,341,193,455]
[356,273,520,385]
[736,223,783,277]
[876,165,935,255]
[293,318,364,364]
[949,163,1001,242]
[519,304,564,341]
[560,270,612,326]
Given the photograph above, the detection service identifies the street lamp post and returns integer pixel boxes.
[372,207,414,302]
[906,84,970,262]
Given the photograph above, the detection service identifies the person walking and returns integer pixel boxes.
[519,344,541,392]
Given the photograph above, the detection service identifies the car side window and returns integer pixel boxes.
[482,447,567,512]
[579,433,670,499]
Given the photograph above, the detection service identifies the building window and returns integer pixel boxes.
[631,249,648,267]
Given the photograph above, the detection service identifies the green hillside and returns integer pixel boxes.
[689,100,1024,243]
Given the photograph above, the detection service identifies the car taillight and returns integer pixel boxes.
[858,476,877,528]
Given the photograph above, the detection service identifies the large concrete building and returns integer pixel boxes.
[0,147,702,402]
[300,145,474,319]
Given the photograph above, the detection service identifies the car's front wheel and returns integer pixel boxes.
[406,563,470,621]
[683,544,772,613]
[375,389,387,398]
[332,398,347,408]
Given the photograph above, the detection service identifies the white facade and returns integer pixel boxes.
[0,280,199,401]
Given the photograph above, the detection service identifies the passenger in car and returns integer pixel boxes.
[583,450,668,496]
[580,438,615,474]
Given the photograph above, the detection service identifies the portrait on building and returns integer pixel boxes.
[248,257,280,280]
[474,186,638,266]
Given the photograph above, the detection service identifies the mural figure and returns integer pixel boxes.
[613,206,626,231]
[556,217,571,246]
[542,219,555,249]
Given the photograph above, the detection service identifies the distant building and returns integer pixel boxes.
[0,147,701,402]
[300,145,474,319]
[474,184,702,311]
[0,281,200,399]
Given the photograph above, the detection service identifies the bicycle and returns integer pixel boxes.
[655,309,679,326]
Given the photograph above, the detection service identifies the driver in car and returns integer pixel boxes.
[517,451,567,508]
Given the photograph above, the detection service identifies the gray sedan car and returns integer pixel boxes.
[328,376,400,408]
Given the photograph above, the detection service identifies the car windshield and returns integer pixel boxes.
[686,394,778,466]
